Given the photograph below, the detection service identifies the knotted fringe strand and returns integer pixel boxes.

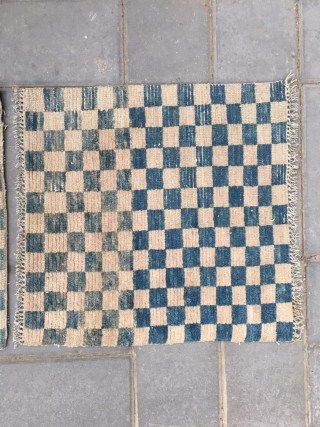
[13,89,26,346]
[285,73,304,341]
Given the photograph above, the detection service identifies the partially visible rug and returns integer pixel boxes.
[0,100,7,349]
[14,79,302,347]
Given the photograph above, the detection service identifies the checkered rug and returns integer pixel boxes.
[0,100,7,349]
[14,80,301,347]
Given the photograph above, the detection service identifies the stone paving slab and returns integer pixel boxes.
[302,0,320,82]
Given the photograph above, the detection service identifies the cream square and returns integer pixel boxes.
[147,148,163,168]
[225,84,241,104]
[145,107,163,127]
[180,147,197,167]
[161,85,178,106]
[194,83,211,105]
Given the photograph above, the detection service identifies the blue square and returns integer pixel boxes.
[101,191,117,212]
[245,324,261,342]
[276,284,292,303]
[217,287,232,305]
[246,286,261,305]
[150,288,167,308]
[133,270,150,290]
[117,328,133,346]
[258,186,272,206]
[135,308,150,327]
[196,147,212,166]
[179,126,196,146]
[270,81,286,102]
[199,228,215,247]
[82,130,99,150]
[26,233,44,252]
[276,323,293,341]
[216,324,232,341]
[25,311,44,329]
[210,85,225,104]
[84,330,102,346]
[185,324,201,342]
[195,105,211,125]
[258,145,271,165]
[275,244,290,264]
[200,267,216,286]
[229,186,244,207]
[272,123,286,143]
[180,167,197,188]
[102,272,119,290]
[45,172,66,192]
[66,311,81,329]
[149,250,166,269]
[163,148,180,168]
[100,150,116,170]
[118,211,132,231]
[67,192,84,213]
[119,291,133,310]
[213,166,228,187]
[164,189,181,209]
[215,247,231,267]
[44,88,64,111]
[82,87,97,110]
[149,326,168,344]
[272,205,287,225]
[184,287,200,306]
[242,124,257,145]
[197,187,213,208]
[165,229,183,249]
[227,104,242,124]
[245,246,260,266]
[45,253,67,272]
[260,225,274,246]
[163,106,179,127]
[98,109,114,129]
[144,85,162,106]
[26,151,44,171]
[260,265,275,284]
[201,306,217,324]
[132,149,146,169]
[244,166,258,186]
[26,273,45,292]
[272,165,286,185]
[45,213,67,233]
[181,208,198,228]
[66,151,83,171]
[26,193,44,213]
[25,112,44,131]
[241,84,256,104]
[183,248,200,268]
[148,210,165,230]
[102,232,118,251]
[85,213,102,233]
[68,232,85,252]
[228,145,243,166]
[129,107,145,127]
[115,128,130,149]
[84,171,100,192]
[85,252,102,272]
[244,206,259,226]
[102,310,119,328]
[166,268,185,288]
[214,207,230,227]
[232,306,247,324]
[231,266,246,286]
[261,303,276,323]
[117,170,131,190]
[257,103,271,124]
[114,86,128,108]
[146,127,163,148]
[0,211,4,231]
[44,131,65,151]
[212,124,228,146]
[178,83,194,106]
[147,168,163,189]
[132,190,147,210]
[133,231,149,250]
[65,111,81,130]
[167,307,185,326]
[230,227,246,247]
[119,290,134,310]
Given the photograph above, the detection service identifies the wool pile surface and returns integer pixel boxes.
[14,81,301,347]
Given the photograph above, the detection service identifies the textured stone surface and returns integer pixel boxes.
[309,347,320,426]
[225,343,305,427]
[307,261,320,343]
[302,0,320,81]
[136,342,219,427]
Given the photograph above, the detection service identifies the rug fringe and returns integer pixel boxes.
[13,89,26,347]
[285,73,304,341]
